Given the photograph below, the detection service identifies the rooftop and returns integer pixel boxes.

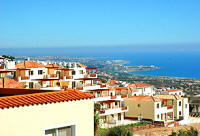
[45,64,63,69]
[162,89,183,93]
[0,88,93,109]
[80,64,87,67]
[0,78,25,88]
[129,83,153,88]
[16,61,45,68]
[154,94,183,100]
[127,96,161,102]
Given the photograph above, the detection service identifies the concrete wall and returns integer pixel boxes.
[0,99,94,136]
[144,87,153,96]
[183,98,189,120]
[125,99,154,120]
[176,100,183,119]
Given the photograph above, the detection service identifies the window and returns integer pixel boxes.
[115,102,118,106]
[179,111,182,116]
[138,104,141,107]
[38,70,43,75]
[157,103,159,108]
[45,125,75,136]
[157,114,160,119]
[110,92,113,96]
[97,92,101,97]
[29,82,34,88]
[56,82,60,87]
[179,101,182,106]
[185,104,187,108]
[79,70,83,74]
[29,70,34,75]
[72,71,76,75]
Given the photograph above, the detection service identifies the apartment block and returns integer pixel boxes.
[0,88,94,136]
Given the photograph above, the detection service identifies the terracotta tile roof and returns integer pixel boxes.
[45,64,63,68]
[107,80,117,84]
[129,83,153,88]
[115,87,128,90]
[127,96,161,102]
[162,89,183,93]
[106,83,118,87]
[0,78,25,88]
[16,61,45,68]
[154,95,183,100]
[80,64,87,67]
[0,89,93,109]
[0,88,54,96]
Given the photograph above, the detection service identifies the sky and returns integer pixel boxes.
[0,0,200,49]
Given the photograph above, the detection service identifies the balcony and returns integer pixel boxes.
[111,96,117,99]
[89,73,97,77]
[0,65,4,69]
[94,96,111,102]
[167,105,173,109]
[66,76,73,79]
[62,76,73,80]
[94,95,127,102]
[50,74,58,78]
[100,84,107,88]
[121,106,128,111]
[99,106,128,116]
[121,94,128,98]
[21,76,30,80]
[76,87,83,90]
[84,74,97,78]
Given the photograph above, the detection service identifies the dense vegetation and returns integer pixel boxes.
[2,55,15,61]
[169,127,198,136]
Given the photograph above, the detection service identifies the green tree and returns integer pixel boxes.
[2,55,15,61]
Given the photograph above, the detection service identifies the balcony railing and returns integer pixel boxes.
[100,84,107,88]
[84,74,97,78]
[89,73,97,77]
[121,94,128,98]
[111,96,117,99]
[167,105,173,109]
[99,107,128,115]
[21,76,30,80]
[50,74,58,78]
[99,110,105,114]
[0,65,4,69]
[76,87,83,90]
[121,106,128,110]
[61,76,73,80]
[66,76,73,79]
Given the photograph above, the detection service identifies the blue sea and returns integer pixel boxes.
[1,46,200,79]
[122,52,200,79]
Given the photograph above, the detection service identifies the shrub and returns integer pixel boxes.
[106,126,133,136]
[169,127,198,136]
[127,122,148,127]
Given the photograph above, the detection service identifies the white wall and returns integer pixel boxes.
[0,99,94,136]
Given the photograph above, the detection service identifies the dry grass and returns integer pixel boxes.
[133,123,200,136]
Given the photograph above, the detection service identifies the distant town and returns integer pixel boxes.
[0,55,200,136]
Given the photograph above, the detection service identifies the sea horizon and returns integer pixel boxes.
[1,45,200,79]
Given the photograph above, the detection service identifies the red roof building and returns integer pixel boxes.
[16,61,45,68]
[0,78,25,88]
[0,88,93,109]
